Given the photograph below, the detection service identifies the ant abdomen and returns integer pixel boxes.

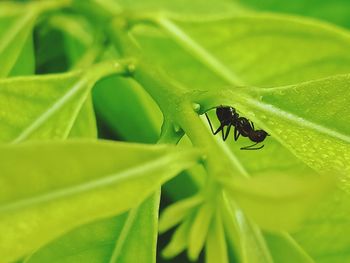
[249,130,269,143]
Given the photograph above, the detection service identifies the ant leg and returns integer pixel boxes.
[234,126,240,141]
[214,125,224,135]
[223,124,231,141]
[251,121,255,130]
[205,113,224,135]
[205,113,215,134]
[241,143,265,150]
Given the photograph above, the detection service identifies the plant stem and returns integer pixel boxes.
[107,16,248,185]
[87,59,134,83]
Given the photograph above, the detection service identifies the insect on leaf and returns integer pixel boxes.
[244,74,350,178]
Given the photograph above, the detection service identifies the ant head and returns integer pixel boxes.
[216,106,236,123]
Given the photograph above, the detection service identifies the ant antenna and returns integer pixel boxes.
[240,142,265,150]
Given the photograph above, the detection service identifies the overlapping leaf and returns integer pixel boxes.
[0,140,200,262]
[25,193,161,263]
[222,172,334,232]
[236,0,350,29]
[133,13,350,88]
[128,10,350,263]
[0,3,38,77]
[0,61,124,143]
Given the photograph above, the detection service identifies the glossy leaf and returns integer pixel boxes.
[293,189,350,263]
[25,214,128,263]
[188,202,214,261]
[130,11,350,263]
[236,0,350,29]
[221,194,274,263]
[133,13,350,88]
[68,95,97,138]
[223,172,334,232]
[246,74,350,177]
[264,232,314,263]
[200,73,350,179]
[93,75,162,143]
[108,192,160,263]
[0,140,200,262]
[26,193,160,263]
[205,209,229,263]
[79,0,240,16]
[162,213,195,259]
[159,194,202,233]
[0,3,37,77]
[9,36,35,77]
[0,61,124,143]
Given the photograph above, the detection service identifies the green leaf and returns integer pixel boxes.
[9,35,35,77]
[236,0,350,29]
[162,212,195,259]
[0,61,124,143]
[26,193,160,263]
[162,11,350,263]
[221,196,273,263]
[188,202,214,261]
[133,13,350,88]
[93,75,162,143]
[159,194,203,233]
[222,172,334,232]
[128,11,350,262]
[264,232,314,263]
[108,192,160,263]
[200,73,350,178]
[293,189,350,263]
[24,214,128,263]
[205,209,229,263]
[0,3,37,77]
[246,74,350,177]
[80,0,240,17]
[0,140,200,262]
[68,95,97,138]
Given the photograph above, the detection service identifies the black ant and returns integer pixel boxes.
[205,106,269,150]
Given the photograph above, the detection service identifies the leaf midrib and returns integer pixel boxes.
[0,10,36,77]
[244,97,350,143]
[0,153,177,215]
[12,75,89,143]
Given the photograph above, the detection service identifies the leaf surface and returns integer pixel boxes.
[236,0,350,29]
[25,214,128,263]
[221,196,274,263]
[129,11,350,262]
[0,3,37,77]
[0,140,200,262]
[223,172,334,232]
[201,74,350,179]
[133,13,350,88]
[0,61,122,143]
[93,75,162,143]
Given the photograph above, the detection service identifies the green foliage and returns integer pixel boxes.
[0,140,199,262]
[0,0,349,263]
